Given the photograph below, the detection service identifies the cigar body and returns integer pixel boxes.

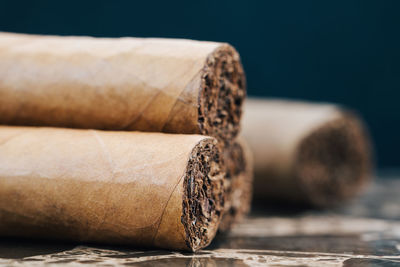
[242,99,372,207]
[0,32,245,140]
[0,126,225,251]
[219,138,253,232]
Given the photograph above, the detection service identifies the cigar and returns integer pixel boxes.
[219,139,253,232]
[0,126,225,251]
[0,32,246,141]
[242,98,372,207]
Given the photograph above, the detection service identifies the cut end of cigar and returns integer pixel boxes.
[181,138,225,251]
[198,44,246,141]
[293,113,372,207]
[219,142,253,232]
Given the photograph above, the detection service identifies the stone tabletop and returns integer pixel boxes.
[1,175,399,266]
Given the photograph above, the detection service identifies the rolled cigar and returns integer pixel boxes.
[242,98,372,207]
[0,32,245,141]
[0,126,225,251]
[219,139,253,232]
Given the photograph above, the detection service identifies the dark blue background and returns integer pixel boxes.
[1,0,399,168]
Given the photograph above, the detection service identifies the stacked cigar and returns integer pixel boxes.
[0,32,250,251]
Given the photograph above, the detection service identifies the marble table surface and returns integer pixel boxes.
[1,174,399,266]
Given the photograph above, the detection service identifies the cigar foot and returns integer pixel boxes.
[198,45,246,141]
[229,143,253,221]
[181,138,225,251]
[219,141,253,232]
[294,114,371,207]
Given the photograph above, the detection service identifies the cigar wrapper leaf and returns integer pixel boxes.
[0,32,246,141]
[242,99,372,207]
[0,126,225,251]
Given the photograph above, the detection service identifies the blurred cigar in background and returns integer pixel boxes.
[242,98,372,207]
[0,126,225,251]
[0,32,245,141]
[219,138,253,232]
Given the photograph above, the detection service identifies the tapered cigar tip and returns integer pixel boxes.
[181,138,225,251]
[294,112,372,207]
[198,44,246,141]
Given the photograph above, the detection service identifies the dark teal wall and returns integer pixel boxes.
[1,0,399,168]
